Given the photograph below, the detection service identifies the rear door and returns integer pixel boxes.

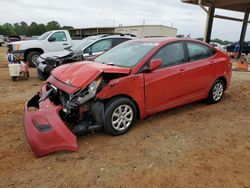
[183,42,217,97]
[144,42,188,114]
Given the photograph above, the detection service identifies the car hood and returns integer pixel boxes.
[51,61,131,89]
[9,40,42,50]
[40,50,72,59]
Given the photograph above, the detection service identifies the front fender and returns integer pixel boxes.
[96,74,146,119]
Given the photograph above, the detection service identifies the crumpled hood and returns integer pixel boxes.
[51,61,131,89]
[40,50,72,59]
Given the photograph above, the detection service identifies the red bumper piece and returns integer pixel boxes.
[24,94,78,157]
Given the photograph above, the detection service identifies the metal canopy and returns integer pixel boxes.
[182,0,250,58]
[182,0,250,12]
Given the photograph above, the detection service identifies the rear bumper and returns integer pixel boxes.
[24,89,78,157]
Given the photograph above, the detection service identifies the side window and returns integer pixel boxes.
[51,32,67,42]
[151,42,185,68]
[187,42,213,61]
[91,39,112,53]
[112,38,130,47]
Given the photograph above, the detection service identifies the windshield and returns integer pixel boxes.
[37,31,52,40]
[70,39,95,52]
[95,42,157,68]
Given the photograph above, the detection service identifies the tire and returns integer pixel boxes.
[37,69,47,80]
[104,97,137,136]
[207,79,225,104]
[11,76,17,81]
[24,72,29,80]
[26,51,41,67]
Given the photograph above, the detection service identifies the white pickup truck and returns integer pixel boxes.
[7,30,81,66]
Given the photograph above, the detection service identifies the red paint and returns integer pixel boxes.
[24,85,77,157]
[24,38,232,157]
[52,61,131,89]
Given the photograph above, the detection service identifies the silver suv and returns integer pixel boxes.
[36,33,136,80]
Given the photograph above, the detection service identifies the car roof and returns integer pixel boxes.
[127,37,213,48]
[85,34,136,41]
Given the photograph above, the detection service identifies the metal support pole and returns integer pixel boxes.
[204,6,215,43]
[238,11,249,58]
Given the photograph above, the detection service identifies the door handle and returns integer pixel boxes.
[210,61,216,65]
[63,43,68,45]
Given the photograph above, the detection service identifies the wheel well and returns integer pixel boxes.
[102,94,141,119]
[24,48,44,61]
[217,76,227,89]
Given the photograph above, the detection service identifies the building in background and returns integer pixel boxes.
[115,25,177,37]
[69,25,177,38]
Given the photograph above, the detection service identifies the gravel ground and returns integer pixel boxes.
[0,45,250,188]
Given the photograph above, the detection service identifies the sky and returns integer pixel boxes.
[0,0,249,41]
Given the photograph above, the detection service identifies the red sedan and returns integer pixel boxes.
[24,37,232,157]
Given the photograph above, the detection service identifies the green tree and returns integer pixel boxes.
[3,23,16,35]
[46,21,61,31]
[62,25,74,30]
[26,22,39,36]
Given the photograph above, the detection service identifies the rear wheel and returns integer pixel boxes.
[104,97,137,136]
[208,80,225,104]
[26,51,41,67]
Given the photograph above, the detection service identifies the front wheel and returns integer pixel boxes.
[104,97,137,136]
[207,80,225,104]
[26,51,41,67]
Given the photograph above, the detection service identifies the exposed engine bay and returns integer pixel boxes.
[44,73,124,136]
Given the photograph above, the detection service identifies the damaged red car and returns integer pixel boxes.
[24,38,232,157]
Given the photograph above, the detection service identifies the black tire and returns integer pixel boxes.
[24,72,29,80]
[37,69,47,80]
[11,76,17,81]
[104,97,137,136]
[207,79,225,104]
[26,51,41,67]
[0,43,2,47]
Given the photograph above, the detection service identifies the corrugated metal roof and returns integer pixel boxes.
[182,0,250,12]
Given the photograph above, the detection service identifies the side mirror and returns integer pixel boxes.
[84,47,92,55]
[48,36,56,42]
[148,59,162,71]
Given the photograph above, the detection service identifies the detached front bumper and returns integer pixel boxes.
[24,91,78,157]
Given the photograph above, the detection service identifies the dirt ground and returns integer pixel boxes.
[0,44,250,188]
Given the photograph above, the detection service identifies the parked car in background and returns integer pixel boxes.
[24,37,232,157]
[35,34,136,80]
[30,36,39,40]
[226,42,250,54]
[8,35,22,43]
[0,35,4,46]
[7,30,81,67]
[210,42,227,52]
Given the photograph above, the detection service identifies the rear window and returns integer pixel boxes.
[187,42,215,61]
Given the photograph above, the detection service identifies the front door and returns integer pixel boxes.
[46,31,70,52]
[144,42,188,115]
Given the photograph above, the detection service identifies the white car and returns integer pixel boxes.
[210,42,227,52]
[7,30,81,66]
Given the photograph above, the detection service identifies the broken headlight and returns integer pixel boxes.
[77,77,103,104]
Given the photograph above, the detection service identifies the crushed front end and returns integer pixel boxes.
[24,76,107,157]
